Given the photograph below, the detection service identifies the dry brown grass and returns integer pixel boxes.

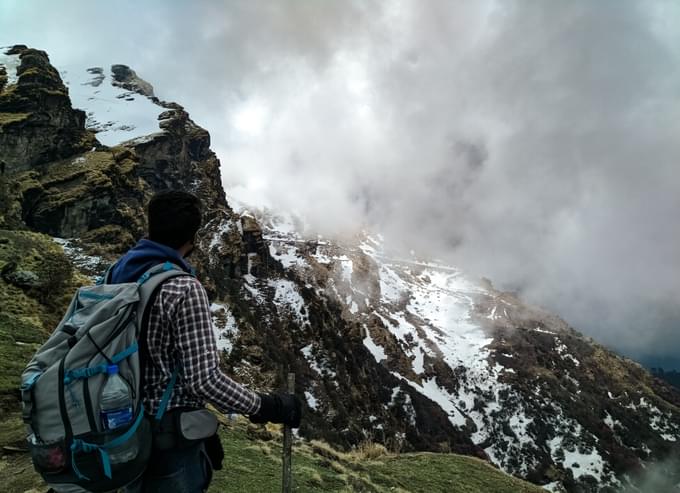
[352,440,390,460]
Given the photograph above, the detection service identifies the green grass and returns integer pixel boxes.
[37,151,117,209]
[40,151,116,186]
[211,423,349,493]
[0,312,43,407]
[0,417,544,493]
[0,414,40,493]
[207,420,545,493]
[0,230,75,407]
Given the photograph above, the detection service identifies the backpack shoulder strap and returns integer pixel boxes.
[135,262,194,420]
[136,261,193,322]
[97,261,118,285]
[135,260,194,348]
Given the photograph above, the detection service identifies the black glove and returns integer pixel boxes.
[249,393,302,428]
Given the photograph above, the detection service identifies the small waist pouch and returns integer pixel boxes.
[179,409,218,441]
[152,408,218,450]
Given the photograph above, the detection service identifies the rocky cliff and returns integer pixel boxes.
[1,46,679,493]
[0,46,96,174]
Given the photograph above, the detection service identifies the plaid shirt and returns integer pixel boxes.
[142,276,261,416]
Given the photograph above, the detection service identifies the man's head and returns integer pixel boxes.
[147,191,202,254]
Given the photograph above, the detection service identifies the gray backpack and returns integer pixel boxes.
[20,262,189,492]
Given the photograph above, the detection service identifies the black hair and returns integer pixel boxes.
[147,190,202,249]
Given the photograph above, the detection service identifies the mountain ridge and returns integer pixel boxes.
[1,45,679,493]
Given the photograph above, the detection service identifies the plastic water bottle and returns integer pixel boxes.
[100,364,137,463]
[100,364,133,430]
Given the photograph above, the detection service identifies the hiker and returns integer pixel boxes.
[112,190,302,492]
[33,190,301,493]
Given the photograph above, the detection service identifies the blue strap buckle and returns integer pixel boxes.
[63,343,138,385]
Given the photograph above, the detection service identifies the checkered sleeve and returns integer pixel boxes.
[172,277,261,415]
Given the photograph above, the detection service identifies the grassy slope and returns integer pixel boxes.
[0,230,77,409]
[0,416,544,493]
[210,420,545,493]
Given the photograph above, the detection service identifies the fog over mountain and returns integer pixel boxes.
[2,0,679,368]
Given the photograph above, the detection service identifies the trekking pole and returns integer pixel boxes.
[282,372,295,493]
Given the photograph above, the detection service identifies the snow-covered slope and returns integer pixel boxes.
[230,209,680,493]
[59,64,165,146]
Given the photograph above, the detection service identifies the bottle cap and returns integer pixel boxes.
[107,364,119,374]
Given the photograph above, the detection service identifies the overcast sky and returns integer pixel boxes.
[2,0,679,368]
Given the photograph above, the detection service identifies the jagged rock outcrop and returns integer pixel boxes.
[0,50,247,274]
[111,64,155,97]
[17,147,147,243]
[0,45,96,173]
[83,67,105,87]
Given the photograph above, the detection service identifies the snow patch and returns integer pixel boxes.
[209,218,235,250]
[338,256,353,284]
[389,387,417,426]
[210,303,239,354]
[533,327,556,335]
[301,345,323,375]
[52,237,106,280]
[378,264,409,304]
[304,391,318,411]
[242,276,264,301]
[549,429,605,482]
[543,481,565,492]
[300,344,337,379]
[268,243,305,270]
[509,414,535,447]
[268,278,308,324]
[312,249,332,264]
[555,338,580,366]
[604,412,621,430]
[363,330,387,363]
[0,48,21,85]
[637,397,680,440]
[397,374,467,427]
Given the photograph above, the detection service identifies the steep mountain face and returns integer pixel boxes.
[256,213,680,492]
[1,46,679,493]
[0,46,96,173]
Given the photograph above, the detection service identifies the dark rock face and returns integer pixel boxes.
[0,46,97,173]
[84,67,105,87]
[18,148,148,244]
[111,64,155,97]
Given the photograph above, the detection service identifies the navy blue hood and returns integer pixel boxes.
[109,239,194,284]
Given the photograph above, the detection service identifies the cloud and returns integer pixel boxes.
[618,456,680,492]
[2,0,679,365]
